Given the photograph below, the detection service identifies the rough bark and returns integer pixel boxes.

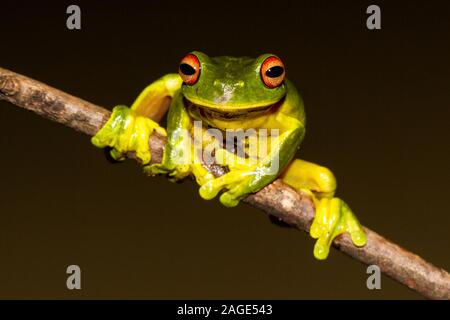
[1,67,449,299]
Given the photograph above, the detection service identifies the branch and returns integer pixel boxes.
[1,67,449,300]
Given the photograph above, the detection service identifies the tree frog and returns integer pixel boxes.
[91,51,366,259]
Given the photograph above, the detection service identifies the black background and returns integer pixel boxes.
[0,0,449,299]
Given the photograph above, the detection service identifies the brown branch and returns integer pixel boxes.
[1,67,449,300]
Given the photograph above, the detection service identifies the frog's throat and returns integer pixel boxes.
[183,97,284,121]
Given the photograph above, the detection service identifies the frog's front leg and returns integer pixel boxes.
[199,117,304,207]
[280,159,366,259]
[91,74,182,164]
[145,92,214,185]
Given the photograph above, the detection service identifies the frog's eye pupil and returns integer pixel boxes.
[265,66,284,78]
[179,53,201,85]
[180,63,196,76]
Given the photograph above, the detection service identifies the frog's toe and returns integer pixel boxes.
[313,238,331,261]
[91,133,112,149]
[167,164,191,181]
[144,163,171,176]
[110,148,126,162]
[310,198,340,260]
[199,180,221,200]
[219,182,252,207]
[135,148,151,165]
[342,202,367,246]
[144,163,190,182]
[219,191,241,207]
[350,229,367,247]
[193,171,215,187]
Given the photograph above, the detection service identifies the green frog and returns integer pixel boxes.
[91,51,366,259]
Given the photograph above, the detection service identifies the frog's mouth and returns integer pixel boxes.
[184,98,283,121]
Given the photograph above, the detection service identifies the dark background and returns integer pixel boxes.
[0,0,449,299]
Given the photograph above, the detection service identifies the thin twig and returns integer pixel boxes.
[1,67,449,299]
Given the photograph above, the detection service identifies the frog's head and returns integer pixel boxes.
[178,51,287,117]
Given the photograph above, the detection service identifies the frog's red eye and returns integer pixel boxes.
[179,53,201,85]
[260,56,285,88]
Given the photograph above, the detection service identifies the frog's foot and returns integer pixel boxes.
[91,105,166,165]
[191,163,215,186]
[310,197,366,260]
[199,169,259,207]
[145,162,215,186]
[144,162,191,182]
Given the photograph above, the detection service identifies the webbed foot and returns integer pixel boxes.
[91,105,166,165]
[144,162,191,181]
[310,197,366,260]
[199,167,272,207]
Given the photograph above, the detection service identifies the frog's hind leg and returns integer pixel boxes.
[280,159,337,199]
[280,159,366,260]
